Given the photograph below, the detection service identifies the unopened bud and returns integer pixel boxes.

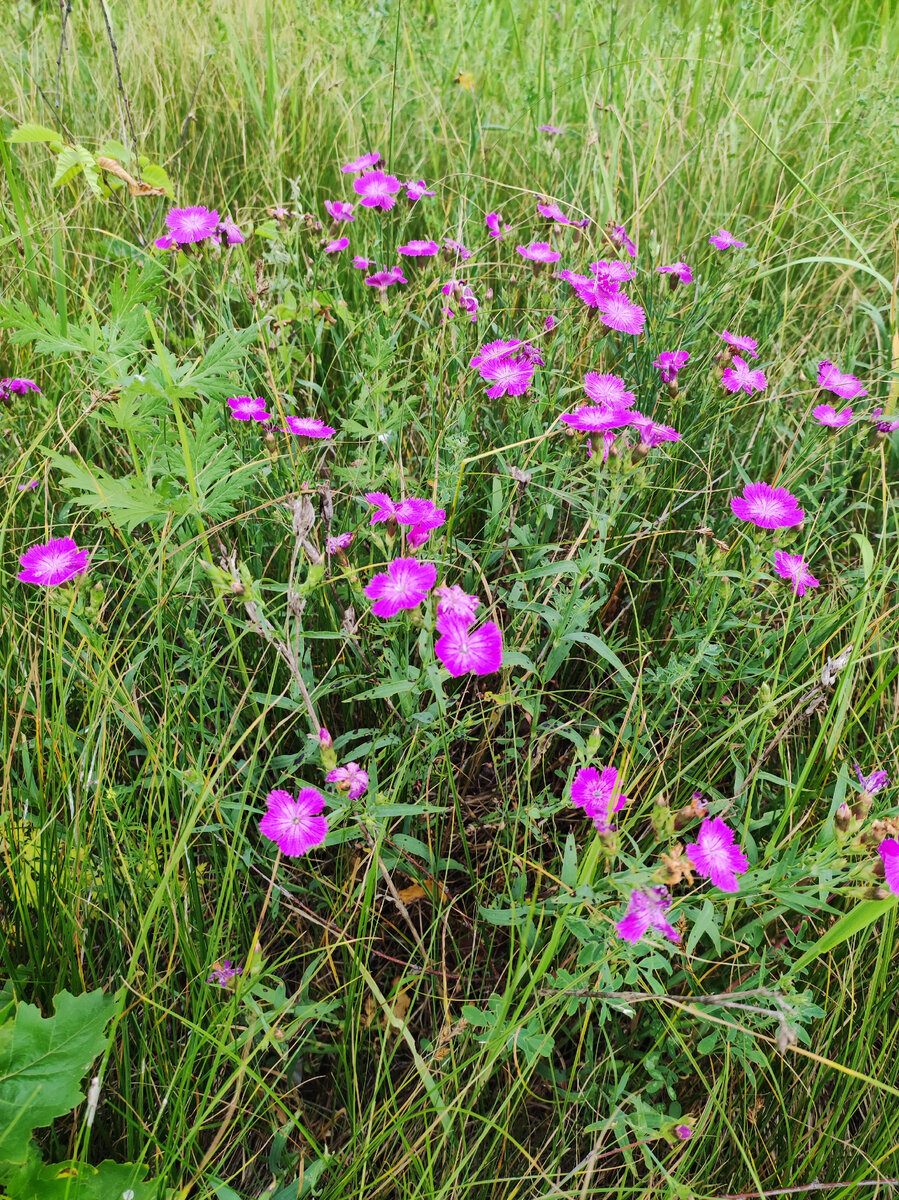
[230,580,245,596]
[851,793,873,822]
[834,803,853,833]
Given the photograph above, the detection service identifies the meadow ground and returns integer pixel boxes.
[2,1,899,1197]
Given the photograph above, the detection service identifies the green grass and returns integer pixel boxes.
[1,1,899,1197]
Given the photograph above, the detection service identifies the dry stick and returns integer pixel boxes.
[55,0,73,110]
[96,0,140,177]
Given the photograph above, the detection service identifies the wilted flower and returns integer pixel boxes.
[259,787,329,857]
[616,887,680,944]
[353,170,402,210]
[656,262,693,285]
[545,315,556,331]
[685,817,749,892]
[326,532,354,556]
[855,764,890,797]
[537,123,564,134]
[773,551,819,597]
[398,239,440,257]
[17,536,89,586]
[365,557,437,617]
[207,961,243,987]
[596,293,646,335]
[730,482,804,529]
[485,212,505,239]
[227,396,270,422]
[326,762,369,799]
[812,404,855,428]
[718,330,758,358]
[435,615,503,676]
[722,356,767,395]
[570,766,628,832]
[608,225,637,256]
[443,238,472,260]
[324,236,349,253]
[709,228,747,250]
[674,1125,693,1141]
[341,151,380,172]
[870,409,899,433]
[817,361,867,399]
[404,179,436,202]
[652,351,690,384]
[219,216,245,244]
[879,838,899,896]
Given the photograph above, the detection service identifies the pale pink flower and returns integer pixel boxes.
[583,372,635,410]
[812,404,855,428]
[879,838,899,896]
[596,293,646,335]
[537,123,564,134]
[722,356,767,395]
[656,262,693,284]
[435,615,503,676]
[365,557,437,617]
[616,887,680,944]
[325,200,355,222]
[259,787,328,857]
[718,331,758,358]
[685,817,748,892]
[326,762,369,799]
[517,241,561,263]
[353,170,402,210]
[435,585,480,625]
[817,360,867,400]
[398,239,440,257]
[731,482,804,529]
[709,228,747,250]
[773,551,819,597]
[341,152,380,172]
[570,766,628,832]
[227,396,270,422]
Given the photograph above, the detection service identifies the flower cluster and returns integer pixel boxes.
[155,205,244,249]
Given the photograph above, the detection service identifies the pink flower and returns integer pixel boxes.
[219,216,245,245]
[545,315,556,331]
[570,766,628,832]
[583,372,636,410]
[165,205,221,244]
[685,817,748,892]
[324,236,349,253]
[879,838,899,896]
[537,123,564,134]
[537,201,588,227]
[17,479,39,490]
[227,395,270,422]
[609,225,637,257]
[812,404,855,428]
[722,356,767,395]
[341,152,380,172]
[656,262,693,284]
[855,764,890,796]
[479,356,536,399]
[596,293,646,336]
[398,239,440,257]
[569,276,619,309]
[207,960,242,987]
[365,557,437,617]
[517,241,561,263]
[0,377,40,399]
[485,212,505,239]
[326,532,354,555]
[353,169,402,210]
[871,409,899,433]
[365,266,408,292]
[709,228,747,250]
[259,787,328,857]
[590,260,637,286]
[817,360,867,399]
[470,339,523,370]
[652,351,689,383]
[352,255,372,270]
[154,234,175,250]
[406,504,447,549]
[616,887,680,945]
[17,536,89,586]
[443,238,472,260]
[435,615,503,676]
[674,1125,692,1141]
[628,412,681,448]
[283,416,335,440]
[731,481,804,529]
[326,762,369,799]
[404,179,436,202]
[365,493,435,526]
[773,551,820,597]
[719,331,758,358]
[325,200,355,222]
[560,405,633,433]
[435,585,480,625]
[457,284,479,322]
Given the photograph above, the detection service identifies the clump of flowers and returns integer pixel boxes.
[259,787,329,857]
[18,536,89,586]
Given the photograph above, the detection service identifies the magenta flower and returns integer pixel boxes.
[365,493,435,526]
[517,241,562,263]
[435,584,480,625]
[583,372,636,410]
[479,356,536,399]
[470,339,523,370]
[879,839,899,896]
[628,412,681,448]
[398,239,440,257]
[674,1125,692,1141]
[0,377,40,401]
[404,179,436,202]
[817,360,867,400]
[17,479,39,490]
[457,284,479,322]
[731,481,804,529]
[537,202,588,228]
[656,262,693,284]
[154,234,175,250]
[597,293,646,336]
[435,615,503,676]
[609,225,637,257]
[326,762,369,799]
[283,416,335,440]
[324,236,349,253]
[709,228,747,250]
[365,557,437,617]
[590,260,637,286]
[718,331,758,358]
[326,532,354,555]
[485,212,505,239]
[871,409,899,433]
[353,170,402,210]
[812,404,855,428]
[325,200,355,222]
[855,764,890,796]
[365,266,408,292]
[616,887,680,945]
[773,551,820,597]
[227,395,270,422]
[259,787,328,857]
[406,504,447,549]
[165,205,220,244]
[722,356,767,395]
[569,275,618,309]
[219,217,245,245]
[341,151,380,173]
[537,123,564,134]
[545,315,556,331]
[685,817,749,892]
[443,238,472,260]
[570,766,628,832]
[17,536,89,586]
[653,351,690,384]
[207,961,243,987]
[352,255,372,270]
[560,405,633,433]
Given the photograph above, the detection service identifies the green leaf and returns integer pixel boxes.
[51,145,85,189]
[558,630,633,683]
[43,450,184,532]
[9,123,64,150]
[138,163,175,199]
[560,833,578,889]
[8,1158,158,1200]
[0,990,114,1164]
[787,896,898,977]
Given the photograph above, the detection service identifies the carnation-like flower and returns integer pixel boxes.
[0,377,40,401]
[656,262,693,285]
[560,405,633,433]
[165,205,221,244]
[816,360,867,400]
[628,412,681,448]
[365,266,408,292]
[353,169,402,210]
[709,228,747,250]
[597,293,646,335]
[479,356,536,399]
[283,416,335,440]
[718,330,758,358]
[855,764,890,796]
[730,481,804,529]
[365,557,437,617]
[722,356,767,395]
[570,766,628,832]
[227,395,270,422]
[583,372,636,410]
[870,408,899,433]
[341,151,380,172]
[537,201,588,227]
[435,585,480,625]
[17,536,89,586]
[207,961,243,987]
[443,238,472,260]
[685,817,749,892]
[326,532,354,556]
[398,239,440,257]
[406,504,447,549]
[470,339,523,370]
[485,212,505,239]
[812,404,855,428]
[773,551,819,597]
[569,276,618,309]
[404,179,436,202]
[590,260,637,285]
[365,493,435,527]
[609,225,637,256]
[259,787,328,857]
[879,838,899,896]
[537,123,564,134]
[17,479,39,490]
[517,241,562,263]
[352,255,372,270]
[616,887,680,945]
[652,351,690,384]
[435,615,503,676]
[325,199,355,222]
[220,216,245,244]
[324,236,349,253]
[545,315,556,331]
[326,762,369,799]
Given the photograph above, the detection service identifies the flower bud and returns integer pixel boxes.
[834,803,853,833]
